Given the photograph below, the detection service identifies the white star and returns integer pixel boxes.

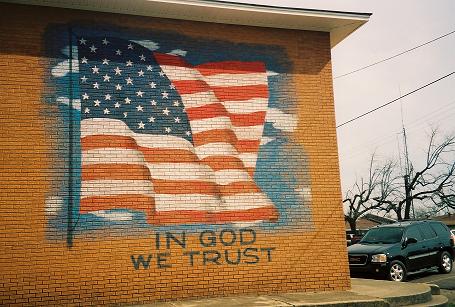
[84,107,90,113]
[89,45,97,53]
[159,71,165,77]
[103,108,110,114]
[136,105,144,112]
[150,100,157,106]
[102,58,110,65]
[124,97,131,104]
[169,84,176,89]
[138,70,144,77]
[136,90,144,97]
[81,57,88,64]
[91,66,100,74]
[116,49,122,55]
[185,131,191,136]
[114,102,121,108]
[174,117,180,123]
[149,82,156,88]
[128,43,134,50]
[80,76,88,83]
[105,94,111,100]
[103,74,111,82]
[126,60,133,67]
[148,116,155,122]
[94,99,101,106]
[139,54,146,61]
[115,84,122,91]
[173,101,179,106]
[125,77,133,85]
[138,121,145,129]
[146,65,153,71]
[114,67,122,75]
[92,82,99,89]
[123,112,128,118]
[163,108,170,115]
[102,38,109,45]
[82,93,89,100]
[162,91,169,99]
[79,37,87,45]
[165,127,171,133]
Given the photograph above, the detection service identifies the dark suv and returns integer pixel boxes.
[348,220,454,281]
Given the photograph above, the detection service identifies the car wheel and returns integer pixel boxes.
[438,251,453,274]
[388,260,407,282]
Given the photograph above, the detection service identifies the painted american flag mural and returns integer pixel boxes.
[46,27,313,236]
[79,37,277,224]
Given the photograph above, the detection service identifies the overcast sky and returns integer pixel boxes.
[229,0,455,194]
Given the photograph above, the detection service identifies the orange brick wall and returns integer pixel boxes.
[0,3,350,306]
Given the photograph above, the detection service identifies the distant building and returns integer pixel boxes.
[346,213,396,231]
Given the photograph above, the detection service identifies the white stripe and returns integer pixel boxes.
[160,65,204,81]
[146,163,216,182]
[238,153,258,168]
[214,169,251,185]
[195,142,238,160]
[223,98,268,114]
[81,118,194,151]
[83,148,146,165]
[220,193,274,210]
[190,116,232,133]
[204,73,267,87]
[81,180,154,198]
[232,125,264,140]
[180,91,218,109]
[155,194,220,211]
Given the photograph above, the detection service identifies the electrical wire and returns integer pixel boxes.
[334,29,455,79]
[336,72,455,128]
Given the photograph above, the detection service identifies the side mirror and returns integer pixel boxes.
[407,237,417,244]
[402,237,417,248]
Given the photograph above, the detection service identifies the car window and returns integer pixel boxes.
[418,224,437,240]
[360,227,404,244]
[405,225,423,241]
[430,222,449,236]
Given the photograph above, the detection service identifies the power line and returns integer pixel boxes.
[334,30,455,79]
[336,71,455,128]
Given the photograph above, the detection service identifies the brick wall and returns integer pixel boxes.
[0,3,349,305]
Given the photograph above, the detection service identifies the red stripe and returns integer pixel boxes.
[148,210,211,224]
[196,61,266,76]
[235,140,261,153]
[186,103,227,121]
[211,206,279,223]
[230,111,266,127]
[80,195,154,213]
[154,52,190,67]
[212,84,268,101]
[172,80,210,95]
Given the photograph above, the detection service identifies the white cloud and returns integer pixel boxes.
[168,49,187,56]
[56,97,81,110]
[260,136,276,145]
[132,40,160,51]
[45,196,63,215]
[266,70,279,76]
[266,108,297,132]
[51,59,79,77]
[294,186,312,202]
[91,210,135,221]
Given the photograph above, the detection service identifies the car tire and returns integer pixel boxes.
[388,260,407,282]
[438,251,453,274]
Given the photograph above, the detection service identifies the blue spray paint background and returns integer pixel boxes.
[44,24,313,238]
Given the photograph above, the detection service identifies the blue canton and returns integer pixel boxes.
[77,36,193,142]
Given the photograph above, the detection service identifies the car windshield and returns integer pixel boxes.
[360,227,404,244]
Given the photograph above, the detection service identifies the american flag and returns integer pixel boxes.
[77,36,278,225]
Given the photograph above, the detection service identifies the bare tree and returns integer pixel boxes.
[375,129,455,220]
[343,155,396,232]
